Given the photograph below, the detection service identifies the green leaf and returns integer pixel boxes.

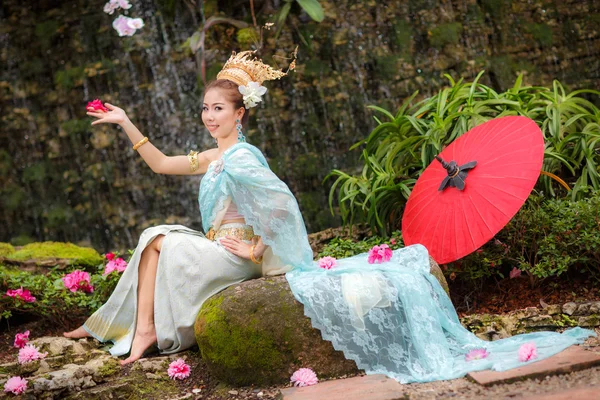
[296,0,325,22]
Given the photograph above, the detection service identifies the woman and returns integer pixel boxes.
[64,51,312,366]
[66,50,595,382]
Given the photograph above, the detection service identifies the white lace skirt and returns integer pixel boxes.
[83,224,262,356]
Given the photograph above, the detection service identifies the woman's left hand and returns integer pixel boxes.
[219,236,253,259]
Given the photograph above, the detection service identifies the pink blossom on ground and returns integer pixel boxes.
[13,330,30,349]
[317,256,337,270]
[3,376,27,395]
[5,287,36,303]
[167,359,191,380]
[518,343,538,362]
[112,15,136,37]
[290,368,318,387]
[62,270,94,293]
[510,267,522,279]
[105,252,116,261]
[18,344,47,365]
[367,244,393,264]
[103,257,128,275]
[465,348,489,361]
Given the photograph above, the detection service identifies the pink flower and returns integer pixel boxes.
[112,15,136,37]
[86,99,109,112]
[103,257,128,275]
[290,368,318,387]
[127,18,145,29]
[390,238,397,245]
[13,330,30,349]
[5,287,36,303]
[62,270,94,293]
[367,244,393,264]
[317,256,337,270]
[518,343,537,362]
[18,344,47,365]
[117,0,132,9]
[465,348,489,361]
[510,267,522,279]
[167,358,191,380]
[3,376,27,395]
[105,252,116,261]
[103,0,119,14]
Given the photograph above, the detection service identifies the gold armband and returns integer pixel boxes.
[187,150,199,172]
[133,137,149,151]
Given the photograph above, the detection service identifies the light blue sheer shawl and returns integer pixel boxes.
[199,143,595,383]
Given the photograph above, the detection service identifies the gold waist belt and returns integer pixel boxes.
[206,225,255,242]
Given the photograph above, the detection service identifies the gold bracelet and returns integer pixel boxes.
[133,137,149,151]
[187,150,199,172]
[250,245,263,264]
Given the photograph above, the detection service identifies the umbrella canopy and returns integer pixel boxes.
[402,116,544,264]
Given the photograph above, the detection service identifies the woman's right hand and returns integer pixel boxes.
[87,103,128,126]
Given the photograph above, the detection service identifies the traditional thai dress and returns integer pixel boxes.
[84,143,596,383]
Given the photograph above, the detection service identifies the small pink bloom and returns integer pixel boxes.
[510,267,522,279]
[167,358,191,380]
[112,15,136,37]
[368,244,392,264]
[105,252,116,261]
[390,238,397,245]
[3,376,27,395]
[518,343,538,362]
[18,344,47,365]
[290,368,318,387]
[318,256,337,270]
[13,330,30,349]
[103,0,119,15]
[117,0,132,9]
[465,348,489,361]
[6,287,36,303]
[62,270,94,293]
[86,99,109,112]
[127,18,144,29]
[104,257,127,275]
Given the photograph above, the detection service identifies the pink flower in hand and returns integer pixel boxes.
[167,358,191,380]
[290,368,318,387]
[465,348,489,361]
[317,256,337,270]
[509,267,522,279]
[18,344,47,364]
[14,330,30,349]
[104,257,128,275]
[86,99,109,112]
[518,343,538,362]
[62,270,94,293]
[6,287,36,303]
[3,376,27,395]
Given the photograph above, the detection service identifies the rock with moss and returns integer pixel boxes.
[0,242,15,257]
[194,259,450,386]
[3,241,103,269]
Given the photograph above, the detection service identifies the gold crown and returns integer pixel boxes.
[216,50,295,86]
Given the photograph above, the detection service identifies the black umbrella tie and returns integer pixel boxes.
[435,155,477,191]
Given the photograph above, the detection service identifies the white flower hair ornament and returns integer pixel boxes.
[238,82,268,109]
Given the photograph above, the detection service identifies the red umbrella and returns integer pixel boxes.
[402,116,544,264]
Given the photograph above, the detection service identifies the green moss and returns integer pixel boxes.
[195,296,284,385]
[480,0,512,17]
[98,357,121,377]
[526,23,553,48]
[6,241,103,267]
[429,22,462,49]
[22,162,47,183]
[0,243,15,257]
[393,20,413,60]
[237,27,259,47]
[375,55,400,79]
[61,119,90,136]
[561,314,578,327]
[54,66,86,91]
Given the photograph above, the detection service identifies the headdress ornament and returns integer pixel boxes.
[217,48,297,109]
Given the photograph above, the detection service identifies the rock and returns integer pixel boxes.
[195,259,450,386]
[545,305,562,315]
[1,241,103,270]
[590,302,600,314]
[563,302,577,316]
[577,315,600,328]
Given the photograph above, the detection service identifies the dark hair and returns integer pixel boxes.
[203,79,249,126]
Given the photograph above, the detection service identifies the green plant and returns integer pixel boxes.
[328,72,600,235]
[318,231,403,259]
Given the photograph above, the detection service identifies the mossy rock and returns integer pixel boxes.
[3,241,103,269]
[195,259,450,386]
[0,242,15,257]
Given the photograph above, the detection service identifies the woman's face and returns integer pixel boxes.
[202,88,243,140]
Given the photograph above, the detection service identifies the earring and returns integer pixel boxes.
[236,119,246,143]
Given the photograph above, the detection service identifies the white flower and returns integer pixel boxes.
[127,18,145,29]
[112,15,136,37]
[103,0,119,14]
[238,81,267,109]
[117,0,133,9]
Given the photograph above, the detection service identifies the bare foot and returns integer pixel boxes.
[120,325,157,366]
[63,326,91,339]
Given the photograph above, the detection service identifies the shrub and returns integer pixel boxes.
[318,230,403,259]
